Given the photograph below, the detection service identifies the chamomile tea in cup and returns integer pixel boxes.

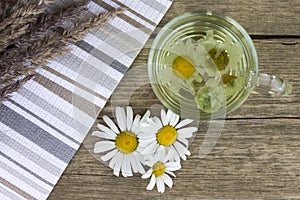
[148,11,292,119]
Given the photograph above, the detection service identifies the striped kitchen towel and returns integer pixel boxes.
[0,0,172,199]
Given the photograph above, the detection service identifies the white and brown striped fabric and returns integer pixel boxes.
[0,0,173,199]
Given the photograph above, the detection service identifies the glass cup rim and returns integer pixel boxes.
[148,11,258,119]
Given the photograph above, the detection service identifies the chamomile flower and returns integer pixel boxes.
[195,79,226,113]
[92,106,150,177]
[141,152,181,193]
[158,38,205,95]
[139,109,197,161]
[222,74,245,98]
[198,30,243,72]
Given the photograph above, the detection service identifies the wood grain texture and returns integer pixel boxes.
[161,0,300,35]
[49,0,300,199]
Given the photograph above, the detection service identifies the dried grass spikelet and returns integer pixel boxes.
[0,0,54,51]
[0,0,125,102]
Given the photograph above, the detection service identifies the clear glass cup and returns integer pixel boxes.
[148,11,292,120]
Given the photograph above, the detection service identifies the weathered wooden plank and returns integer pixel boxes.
[161,0,300,36]
[49,118,300,199]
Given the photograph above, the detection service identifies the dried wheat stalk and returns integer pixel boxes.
[0,0,52,50]
[0,0,124,102]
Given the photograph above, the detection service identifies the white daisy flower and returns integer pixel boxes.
[139,109,197,161]
[195,79,226,113]
[141,152,181,193]
[222,74,245,98]
[198,30,243,72]
[158,38,206,95]
[92,106,150,177]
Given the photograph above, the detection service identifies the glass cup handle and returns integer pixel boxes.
[252,73,292,97]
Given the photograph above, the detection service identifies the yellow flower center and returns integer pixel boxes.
[157,125,177,146]
[222,74,237,85]
[172,56,195,78]
[115,131,138,154]
[153,161,165,177]
[208,48,229,71]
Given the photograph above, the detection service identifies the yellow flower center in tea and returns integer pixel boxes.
[115,131,138,154]
[208,48,229,71]
[153,161,166,177]
[222,74,237,85]
[157,125,177,146]
[172,56,195,78]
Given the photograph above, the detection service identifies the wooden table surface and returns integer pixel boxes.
[49,0,300,199]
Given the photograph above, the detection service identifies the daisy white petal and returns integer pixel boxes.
[162,53,175,67]
[175,118,193,129]
[160,109,168,126]
[136,158,146,174]
[169,79,182,94]
[166,109,173,123]
[186,149,191,156]
[126,106,133,131]
[156,177,165,193]
[176,136,189,147]
[177,127,197,138]
[194,45,208,67]
[130,114,141,133]
[163,147,173,162]
[109,152,118,169]
[146,174,156,191]
[164,146,180,162]
[138,138,156,148]
[113,152,123,177]
[187,46,198,63]
[185,38,194,52]
[138,133,156,141]
[162,173,173,188]
[165,171,176,177]
[173,141,190,160]
[140,110,151,124]
[177,39,185,52]
[141,141,159,155]
[97,124,117,137]
[162,41,175,54]
[181,152,187,161]
[141,123,160,135]
[151,116,163,130]
[92,131,116,140]
[127,154,138,173]
[165,162,182,171]
[116,107,126,131]
[101,149,118,162]
[183,79,196,95]
[158,67,176,85]
[146,155,159,167]
[103,116,119,134]
[169,111,179,127]
[121,155,132,177]
[127,155,138,175]
[142,169,153,179]
[94,141,115,153]
[194,71,204,82]
[156,145,166,157]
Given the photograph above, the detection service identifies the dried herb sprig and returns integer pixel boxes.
[0,0,90,78]
[0,0,53,51]
[0,1,125,102]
